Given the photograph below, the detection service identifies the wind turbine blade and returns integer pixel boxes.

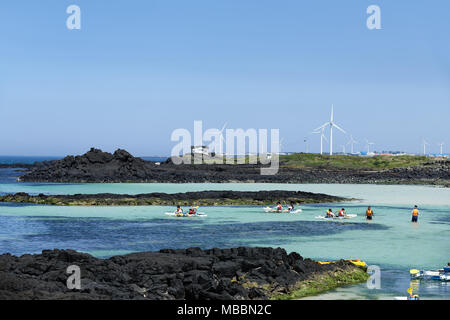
[220,122,228,134]
[330,104,334,122]
[332,123,346,134]
[313,122,329,132]
[322,135,328,143]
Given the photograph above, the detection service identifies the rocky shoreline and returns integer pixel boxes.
[0,190,348,206]
[15,148,450,186]
[0,247,368,300]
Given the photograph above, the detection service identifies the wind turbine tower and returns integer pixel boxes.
[347,135,358,154]
[311,127,328,155]
[422,139,429,155]
[438,142,445,155]
[218,122,227,155]
[366,139,375,154]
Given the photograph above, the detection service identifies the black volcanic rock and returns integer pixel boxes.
[17,148,450,185]
[0,247,363,300]
[0,190,347,206]
[20,148,157,183]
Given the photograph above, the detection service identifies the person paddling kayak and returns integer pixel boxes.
[326,209,335,218]
[287,202,295,213]
[366,206,374,220]
[276,202,283,212]
[338,208,346,218]
[188,206,197,216]
[411,205,419,223]
[175,205,184,217]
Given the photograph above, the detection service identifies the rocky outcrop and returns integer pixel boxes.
[19,148,157,183]
[0,190,347,206]
[0,247,367,300]
[17,148,450,185]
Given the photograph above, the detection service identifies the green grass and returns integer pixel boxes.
[172,153,436,170]
[279,153,431,170]
[271,267,370,300]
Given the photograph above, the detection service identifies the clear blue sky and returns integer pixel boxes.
[1,0,449,156]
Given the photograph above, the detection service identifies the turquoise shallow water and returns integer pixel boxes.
[0,169,449,300]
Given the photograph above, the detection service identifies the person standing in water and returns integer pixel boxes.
[411,205,419,223]
[366,206,374,220]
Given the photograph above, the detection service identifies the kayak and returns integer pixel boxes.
[394,297,409,300]
[440,275,450,281]
[316,214,357,220]
[318,259,366,268]
[410,269,450,281]
[263,207,302,213]
[164,212,207,217]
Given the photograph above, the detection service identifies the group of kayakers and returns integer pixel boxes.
[325,208,349,218]
[174,205,198,217]
[273,201,297,212]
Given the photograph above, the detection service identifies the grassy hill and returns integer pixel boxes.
[279,154,431,171]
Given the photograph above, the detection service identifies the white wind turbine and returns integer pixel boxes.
[218,122,227,155]
[341,145,346,154]
[313,104,346,155]
[311,127,328,155]
[422,139,429,155]
[347,135,358,154]
[365,139,375,154]
[438,142,445,155]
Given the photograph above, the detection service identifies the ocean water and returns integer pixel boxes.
[0,156,62,164]
[0,168,448,300]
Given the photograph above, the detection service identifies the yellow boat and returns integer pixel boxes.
[317,259,367,267]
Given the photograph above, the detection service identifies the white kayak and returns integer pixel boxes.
[440,275,450,281]
[263,207,302,213]
[411,269,450,281]
[394,297,419,301]
[316,214,357,220]
[164,212,207,217]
